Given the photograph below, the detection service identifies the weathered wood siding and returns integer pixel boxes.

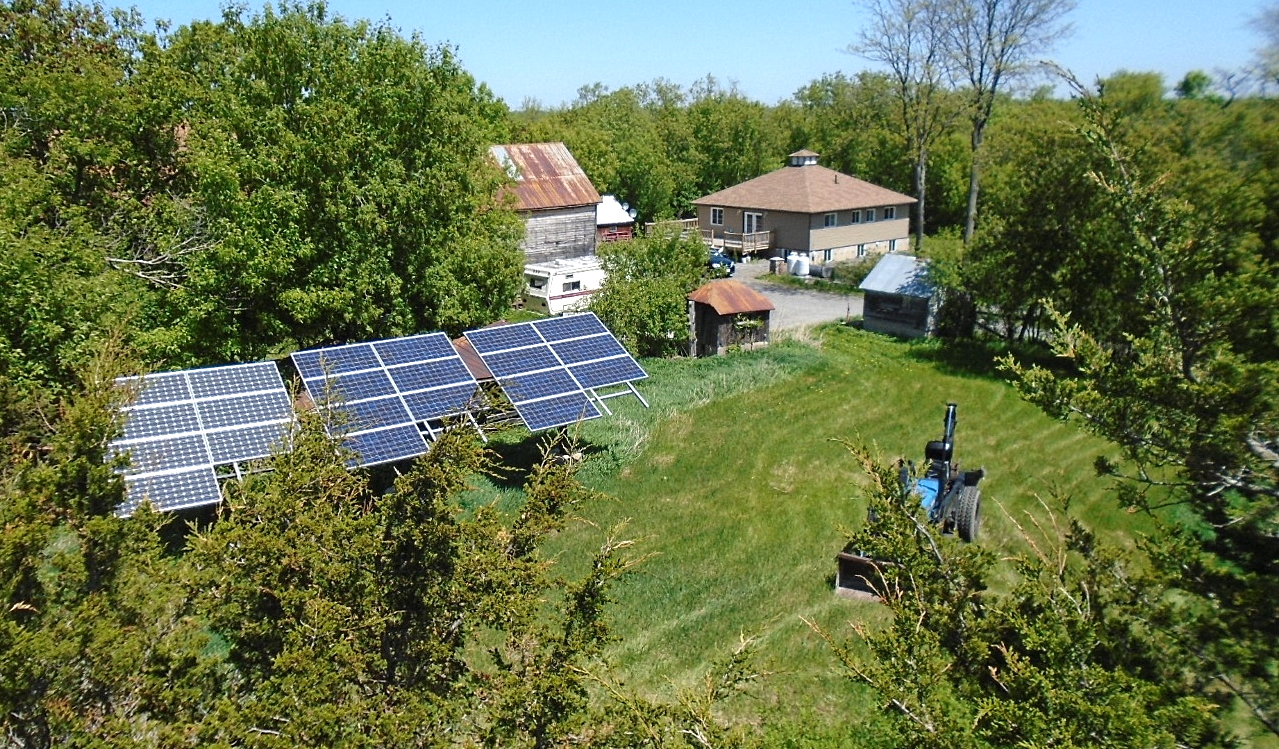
[522,206,598,262]
[863,291,935,338]
[692,305,771,357]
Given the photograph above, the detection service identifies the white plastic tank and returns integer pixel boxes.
[786,252,801,275]
[791,254,810,277]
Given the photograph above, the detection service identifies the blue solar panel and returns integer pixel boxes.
[373,333,456,366]
[291,344,380,380]
[534,313,608,342]
[501,369,581,403]
[482,346,561,378]
[311,369,397,403]
[387,358,474,393]
[402,383,482,421]
[569,358,648,390]
[343,425,428,467]
[122,466,222,514]
[514,393,602,432]
[465,324,543,354]
[330,396,412,432]
[187,362,285,398]
[121,403,201,441]
[551,335,630,365]
[206,422,289,464]
[113,434,210,474]
[122,372,191,406]
[197,391,292,430]
[110,362,294,516]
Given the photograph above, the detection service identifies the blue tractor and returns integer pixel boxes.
[836,403,984,597]
[899,402,984,542]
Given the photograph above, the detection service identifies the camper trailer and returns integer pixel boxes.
[522,255,607,316]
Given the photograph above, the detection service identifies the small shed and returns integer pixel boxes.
[596,194,635,243]
[687,280,775,357]
[858,254,938,338]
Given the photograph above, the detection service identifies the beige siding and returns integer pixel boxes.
[522,206,598,262]
[810,217,910,251]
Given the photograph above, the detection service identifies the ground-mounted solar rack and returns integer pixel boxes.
[291,332,485,468]
[464,312,648,433]
[109,361,294,516]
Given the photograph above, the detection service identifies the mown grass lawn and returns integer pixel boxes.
[466,323,1150,737]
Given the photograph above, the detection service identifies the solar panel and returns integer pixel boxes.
[514,393,602,432]
[292,332,482,466]
[110,362,294,516]
[462,313,647,433]
[343,425,428,467]
[121,467,222,514]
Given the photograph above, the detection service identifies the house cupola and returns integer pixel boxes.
[788,149,820,167]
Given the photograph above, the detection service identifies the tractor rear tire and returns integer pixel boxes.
[956,486,981,542]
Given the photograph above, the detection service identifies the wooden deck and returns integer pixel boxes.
[702,229,774,259]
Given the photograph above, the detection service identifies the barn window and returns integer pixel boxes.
[711,207,724,226]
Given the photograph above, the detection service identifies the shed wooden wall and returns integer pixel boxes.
[692,305,771,356]
[863,291,934,338]
[523,205,598,262]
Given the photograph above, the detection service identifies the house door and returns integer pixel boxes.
[744,212,762,234]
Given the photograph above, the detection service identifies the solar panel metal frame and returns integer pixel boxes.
[291,332,483,467]
[111,361,293,516]
[463,313,647,432]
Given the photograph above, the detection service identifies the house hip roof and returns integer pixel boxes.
[687,279,776,315]
[692,162,915,214]
[490,142,602,212]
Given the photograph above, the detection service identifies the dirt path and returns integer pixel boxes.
[733,258,863,330]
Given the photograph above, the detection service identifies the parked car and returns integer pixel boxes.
[708,251,735,277]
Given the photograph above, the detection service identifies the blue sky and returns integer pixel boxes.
[129,0,1269,106]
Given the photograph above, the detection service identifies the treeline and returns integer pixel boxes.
[3,0,1279,745]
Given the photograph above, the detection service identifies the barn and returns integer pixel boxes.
[490,142,601,263]
[858,254,938,338]
[687,280,775,357]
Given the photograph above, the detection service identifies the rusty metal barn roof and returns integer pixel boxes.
[490,142,601,212]
[687,279,775,315]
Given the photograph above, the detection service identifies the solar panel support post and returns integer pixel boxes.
[464,411,488,443]
[589,390,613,416]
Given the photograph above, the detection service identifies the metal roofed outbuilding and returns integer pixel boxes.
[858,254,939,338]
[687,279,775,356]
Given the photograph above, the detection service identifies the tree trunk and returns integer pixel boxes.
[963,120,985,245]
[914,149,927,253]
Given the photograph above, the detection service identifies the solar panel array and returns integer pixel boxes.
[464,313,647,432]
[110,362,292,516]
[291,333,482,467]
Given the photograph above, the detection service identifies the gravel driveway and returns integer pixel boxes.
[733,258,863,330]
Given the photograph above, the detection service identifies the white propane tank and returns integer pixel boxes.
[786,252,800,275]
[792,254,810,277]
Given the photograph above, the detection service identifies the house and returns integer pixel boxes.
[692,150,915,263]
[687,280,775,357]
[858,254,939,338]
[596,194,635,243]
[522,255,607,316]
[490,142,601,263]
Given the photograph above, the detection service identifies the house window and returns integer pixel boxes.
[744,212,763,234]
[857,244,866,258]
[865,208,876,222]
[823,249,833,262]
[850,211,861,224]
[562,281,581,293]
[884,206,896,220]
[823,212,838,228]
[711,207,724,226]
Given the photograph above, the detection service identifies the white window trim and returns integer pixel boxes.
[711,207,724,226]
[884,206,895,220]
[851,211,861,224]
[865,208,876,222]
[823,212,838,228]
[744,212,763,234]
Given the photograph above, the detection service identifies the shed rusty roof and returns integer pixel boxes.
[490,142,601,212]
[687,279,775,315]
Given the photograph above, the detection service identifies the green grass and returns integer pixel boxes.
[463,325,1155,733]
